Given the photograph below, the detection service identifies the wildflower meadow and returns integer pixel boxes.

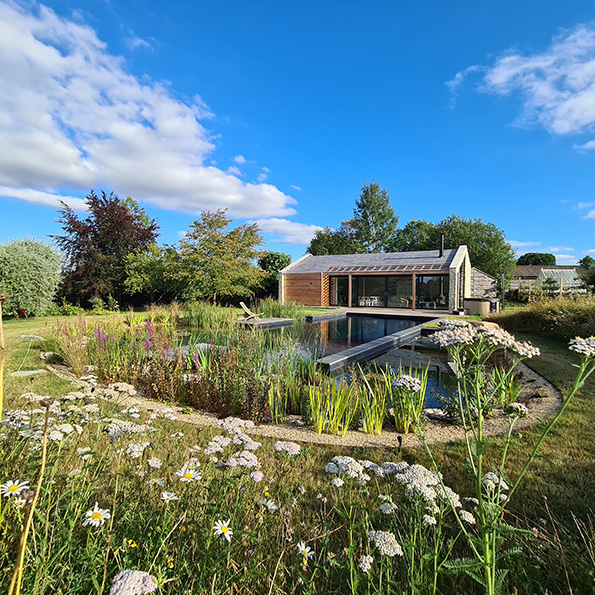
[0,304,594,594]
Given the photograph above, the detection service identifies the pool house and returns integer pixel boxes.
[279,245,472,312]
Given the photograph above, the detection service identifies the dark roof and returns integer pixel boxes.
[282,248,459,275]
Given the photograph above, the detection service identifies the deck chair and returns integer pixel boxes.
[239,301,262,321]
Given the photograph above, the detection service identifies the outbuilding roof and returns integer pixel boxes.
[281,248,459,275]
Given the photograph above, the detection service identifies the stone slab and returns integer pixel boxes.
[11,369,48,377]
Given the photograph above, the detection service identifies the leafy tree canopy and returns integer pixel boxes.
[125,244,184,304]
[174,209,265,304]
[578,255,595,269]
[0,238,61,317]
[256,251,292,299]
[517,252,557,266]
[307,180,398,255]
[351,180,399,252]
[394,214,516,278]
[53,190,159,306]
[307,223,362,256]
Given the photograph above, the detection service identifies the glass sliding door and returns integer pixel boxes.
[329,276,349,307]
[416,275,449,310]
[353,276,385,307]
[387,276,413,309]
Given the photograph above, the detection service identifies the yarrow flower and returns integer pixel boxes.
[146,457,162,469]
[250,470,264,482]
[368,530,403,557]
[331,477,345,488]
[1,479,30,498]
[458,509,476,525]
[506,402,529,417]
[393,375,423,392]
[83,502,111,527]
[297,541,314,564]
[109,569,158,595]
[274,441,301,455]
[569,336,595,358]
[358,554,374,573]
[213,519,233,542]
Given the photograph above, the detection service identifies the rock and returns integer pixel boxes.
[11,369,48,377]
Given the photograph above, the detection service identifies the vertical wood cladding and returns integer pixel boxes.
[321,274,329,306]
[283,273,323,306]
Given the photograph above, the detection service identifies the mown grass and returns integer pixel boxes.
[1,314,594,594]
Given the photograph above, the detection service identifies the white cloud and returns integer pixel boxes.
[233,155,247,164]
[554,253,577,261]
[450,24,595,136]
[226,165,244,176]
[124,30,150,51]
[252,218,323,244]
[290,185,302,192]
[0,186,87,210]
[573,139,595,151]
[576,202,595,209]
[257,172,269,182]
[585,248,595,253]
[0,3,297,219]
[549,246,574,252]
[582,210,595,219]
[509,240,541,248]
[262,167,271,173]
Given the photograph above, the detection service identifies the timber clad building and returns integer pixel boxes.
[279,245,472,311]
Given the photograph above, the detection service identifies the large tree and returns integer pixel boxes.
[174,210,265,303]
[351,180,399,252]
[307,222,362,256]
[307,180,398,255]
[517,252,556,266]
[53,190,159,306]
[578,255,595,269]
[393,214,516,278]
[0,239,61,316]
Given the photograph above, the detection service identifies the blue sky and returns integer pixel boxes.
[1,1,595,265]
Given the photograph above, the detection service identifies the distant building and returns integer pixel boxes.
[510,265,585,296]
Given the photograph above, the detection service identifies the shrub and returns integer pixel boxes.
[0,238,61,317]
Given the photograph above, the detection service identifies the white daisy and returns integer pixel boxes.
[83,502,111,527]
[213,519,233,542]
[297,541,314,564]
[175,466,201,483]
[0,479,30,498]
[161,491,179,502]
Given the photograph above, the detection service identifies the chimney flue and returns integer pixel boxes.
[439,234,444,258]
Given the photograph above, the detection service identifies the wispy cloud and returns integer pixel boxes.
[549,246,574,252]
[290,185,302,192]
[583,210,595,220]
[0,3,296,218]
[573,140,595,151]
[124,30,151,51]
[576,202,595,209]
[554,253,577,261]
[234,155,247,164]
[253,218,323,244]
[509,240,541,248]
[449,23,595,139]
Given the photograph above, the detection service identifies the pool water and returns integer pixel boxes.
[296,314,427,356]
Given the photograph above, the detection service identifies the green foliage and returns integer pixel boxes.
[578,255,595,269]
[307,223,362,255]
[489,295,595,340]
[0,238,61,317]
[53,190,159,306]
[394,214,516,279]
[307,180,398,255]
[350,180,399,252]
[517,252,557,266]
[125,244,183,303]
[257,251,292,298]
[174,210,265,304]
[581,267,595,294]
